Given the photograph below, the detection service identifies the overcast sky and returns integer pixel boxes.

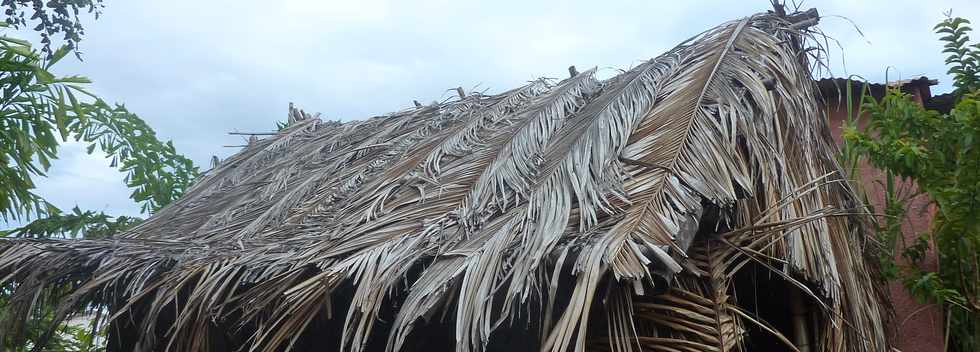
[5,0,978,225]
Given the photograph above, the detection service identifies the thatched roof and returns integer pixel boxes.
[1,9,890,352]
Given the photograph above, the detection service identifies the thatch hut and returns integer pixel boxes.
[1,8,891,352]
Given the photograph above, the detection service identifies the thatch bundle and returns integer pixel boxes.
[1,8,891,352]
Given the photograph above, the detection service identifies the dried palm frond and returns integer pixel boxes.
[0,8,890,352]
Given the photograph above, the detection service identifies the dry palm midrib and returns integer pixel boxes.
[621,19,750,238]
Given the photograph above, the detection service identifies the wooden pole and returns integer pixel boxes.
[790,288,812,352]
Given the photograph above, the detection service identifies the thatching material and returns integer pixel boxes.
[1,9,890,352]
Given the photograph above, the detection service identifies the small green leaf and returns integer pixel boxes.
[3,43,35,58]
[45,45,73,69]
[33,68,55,84]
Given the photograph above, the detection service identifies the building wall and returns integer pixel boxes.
[824,90,944,352]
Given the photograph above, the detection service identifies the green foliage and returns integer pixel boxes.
[75,100,199,214]
[0,206,140,239]
[0,26,198,222]
[843,15,980,352]
[1,0,104,57]
[836,76,870,180]
[936,16,980,95]
[0,33,75,221]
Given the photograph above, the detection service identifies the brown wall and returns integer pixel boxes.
[824,88,944,352]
